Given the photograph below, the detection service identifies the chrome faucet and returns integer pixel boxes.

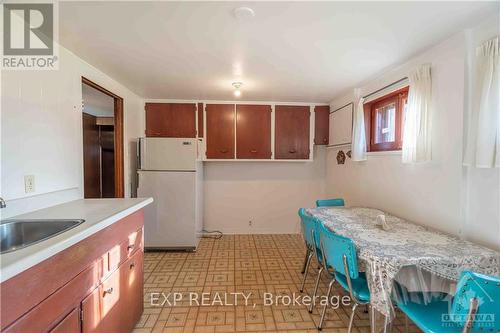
[0,197,6,209]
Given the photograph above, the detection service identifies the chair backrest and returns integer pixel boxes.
[298,208,321,250]
[319,222,359,279]
[451,270,500,330]
[316,198,345,207]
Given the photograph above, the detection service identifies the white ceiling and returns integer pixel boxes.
[60,2,496,103]
[82,83,115,117]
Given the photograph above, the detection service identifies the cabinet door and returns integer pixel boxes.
[205,104,235,159]
[145,103,168,137]
[236,105,272,159]
[49,308,80,333]
[275,106,310,159]
[314,106,329,145]
[145,103,196,138]
[2,262,100,333]
[197,102,204,138]
[82,250,144,333]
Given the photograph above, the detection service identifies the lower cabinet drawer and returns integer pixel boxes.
[107,227,143,276]
[82,250,144,333]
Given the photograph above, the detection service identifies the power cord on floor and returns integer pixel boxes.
[201,229,223,239]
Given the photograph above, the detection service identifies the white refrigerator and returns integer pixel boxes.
[137,138,203,250]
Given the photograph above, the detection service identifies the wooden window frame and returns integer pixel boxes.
[364,86,409,152]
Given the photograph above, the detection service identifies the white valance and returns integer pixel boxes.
[464,36,500,168]
[402,64,432,163]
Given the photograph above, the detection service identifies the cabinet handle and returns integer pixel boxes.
[127,244,134,251]
[250,149,257,153]
[220,149,228,153]
[323,138,327,143]
[103,287,114,296]
[130,263,136,269]
[289,149,297,153]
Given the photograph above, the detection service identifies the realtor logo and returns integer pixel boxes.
[2,2,59,70]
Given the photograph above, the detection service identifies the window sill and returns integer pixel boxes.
[366,150,402,156]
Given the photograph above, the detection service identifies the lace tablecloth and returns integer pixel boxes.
[306,207,500,319]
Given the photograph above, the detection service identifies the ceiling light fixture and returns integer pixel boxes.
[232,82,243,97]
[233,7,255,20]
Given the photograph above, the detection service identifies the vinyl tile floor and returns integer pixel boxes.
[134,234,422,333]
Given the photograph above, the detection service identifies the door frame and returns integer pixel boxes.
[82,77,124,198]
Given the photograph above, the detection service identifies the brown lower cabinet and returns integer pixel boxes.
[1,210,145,333]
[82,251,143,333]
[49,308,80,333]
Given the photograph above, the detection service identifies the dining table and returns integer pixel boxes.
[305,206,500,322]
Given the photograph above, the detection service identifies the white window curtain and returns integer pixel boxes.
[351,97,367,161]
[402,64,432,163]
[464,36,500,168]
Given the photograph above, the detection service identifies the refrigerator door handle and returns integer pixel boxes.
[137,138,142,170]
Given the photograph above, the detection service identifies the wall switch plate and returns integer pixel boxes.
[24,175,35,193]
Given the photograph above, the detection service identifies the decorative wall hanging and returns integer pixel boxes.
[336,150,346,164]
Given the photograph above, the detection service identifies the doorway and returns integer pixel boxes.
[81,77,124,198]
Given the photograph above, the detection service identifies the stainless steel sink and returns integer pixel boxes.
[0,219,84,254]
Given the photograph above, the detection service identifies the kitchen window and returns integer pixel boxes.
[365,87,409,152]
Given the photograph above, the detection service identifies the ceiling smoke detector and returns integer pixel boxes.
[233,7,255,20]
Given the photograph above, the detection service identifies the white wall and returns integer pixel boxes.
[203,146,326,234]
[1,45,144,218]
[326,16,499,250]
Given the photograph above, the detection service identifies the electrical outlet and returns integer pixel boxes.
[248,220,253,227]
[24,175,35,193]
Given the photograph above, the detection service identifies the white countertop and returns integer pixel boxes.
[0,198,153,283]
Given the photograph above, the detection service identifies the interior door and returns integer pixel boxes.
[205,104,235,159]
[236,105,272,159]
[275,106,310,159]
[82,113,101,198]
[314,105,330,145]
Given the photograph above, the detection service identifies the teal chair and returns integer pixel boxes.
[298,208,324,296]
[396,271,500,333]
[316,198,345,207]
[318,222,372,332]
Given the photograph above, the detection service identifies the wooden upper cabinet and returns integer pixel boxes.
[145,103,196,138]
[275,106,311,159]
[205,104,235,159]
[197,102,204,138]
[314,105,330,145]
[236,105,272,159]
